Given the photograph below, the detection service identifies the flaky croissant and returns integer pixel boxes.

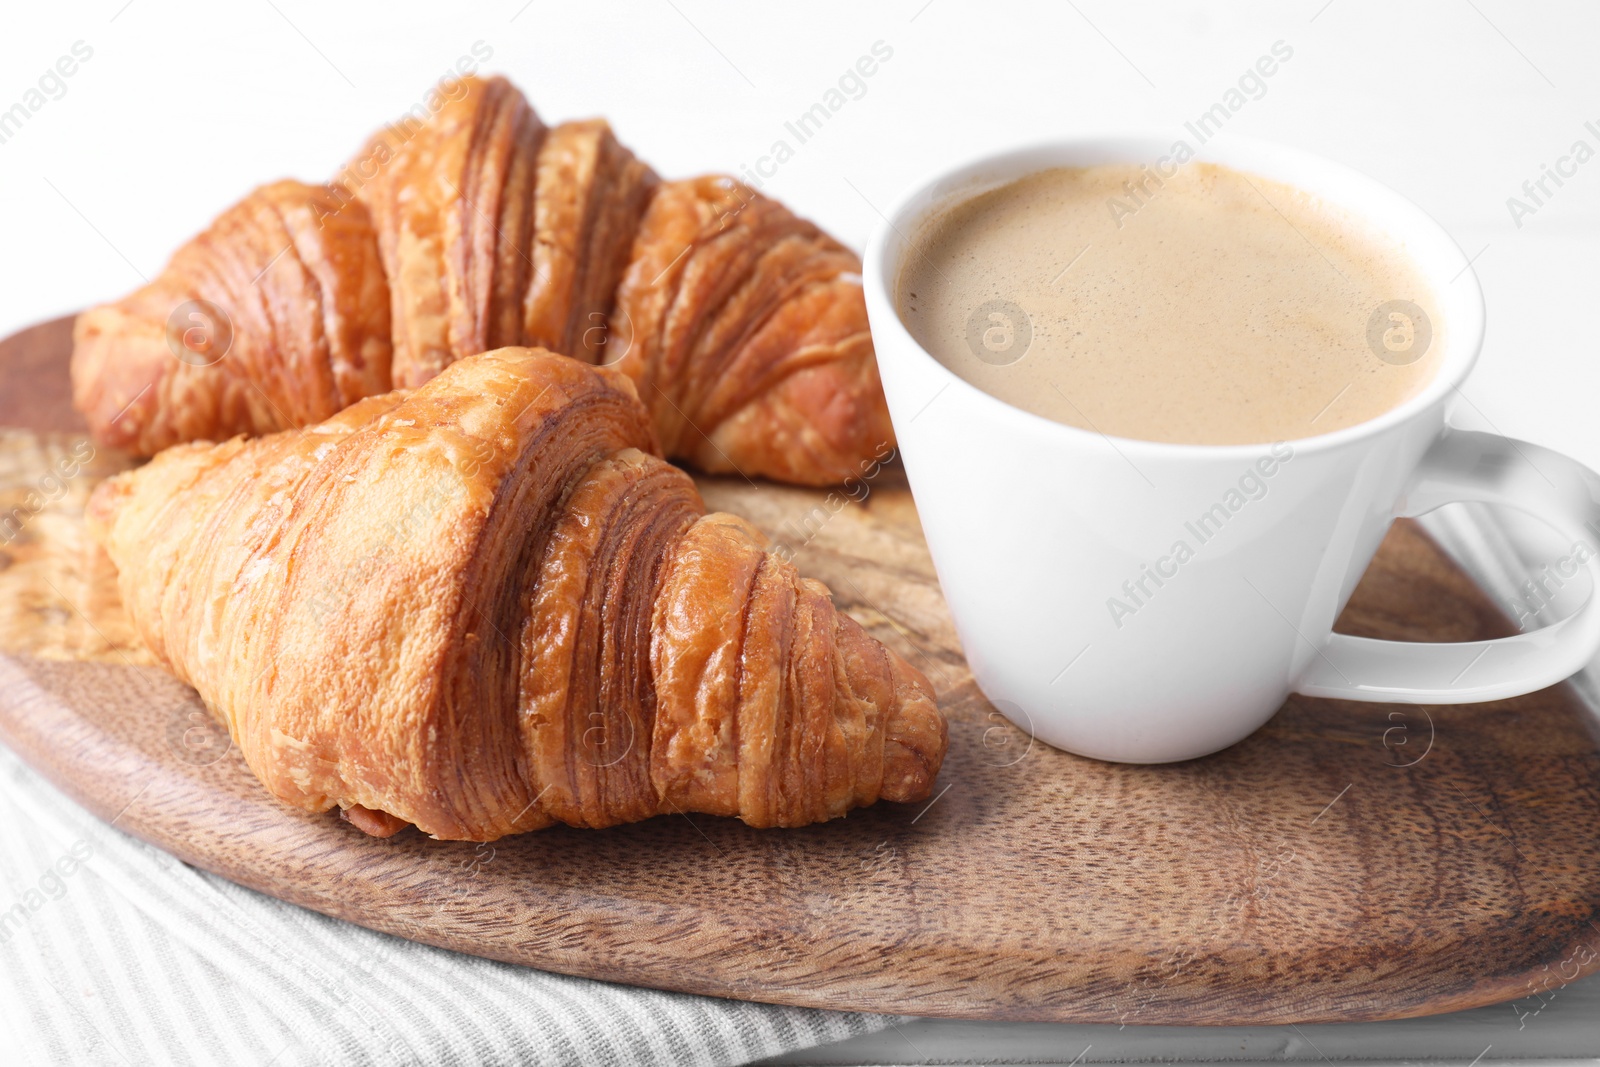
[71,75,892,486]
[87,348,945,841]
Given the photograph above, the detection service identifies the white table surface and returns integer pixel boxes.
[763,976,1600,1065]
[4,1,1599,1062]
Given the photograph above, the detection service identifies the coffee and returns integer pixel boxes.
[896,162,1443,445]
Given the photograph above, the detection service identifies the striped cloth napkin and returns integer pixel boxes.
[0,741,895,1066]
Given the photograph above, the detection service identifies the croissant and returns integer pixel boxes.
[69,179,393,455]
[86,348,946,841]
[70,75,892,486]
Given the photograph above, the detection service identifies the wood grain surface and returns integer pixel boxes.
[2,315,1599,1025]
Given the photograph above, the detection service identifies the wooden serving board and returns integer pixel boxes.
[3,315,1600,1025]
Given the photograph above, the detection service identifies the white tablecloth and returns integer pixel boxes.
[0,743,895,1066]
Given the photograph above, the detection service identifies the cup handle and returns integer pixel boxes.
[1294,428,1600,703]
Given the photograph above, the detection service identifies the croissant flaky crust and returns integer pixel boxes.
[87,348,946,841]
[71,180,393,457]
[70,75,892,486]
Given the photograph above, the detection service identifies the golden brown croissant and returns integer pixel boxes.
[70,180,392,457]
[71,75,892,486]
[87,348,945,841]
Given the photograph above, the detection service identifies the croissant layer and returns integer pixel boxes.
[71,76,890,486]
[71,180,393,457]
[88,348,945,840]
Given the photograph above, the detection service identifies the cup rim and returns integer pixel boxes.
[862,133,1487,459]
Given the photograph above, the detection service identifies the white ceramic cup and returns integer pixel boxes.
[863,135,1600,764]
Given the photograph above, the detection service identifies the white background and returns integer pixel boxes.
[1,0,1597,467]
[3,4,1599,1057]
